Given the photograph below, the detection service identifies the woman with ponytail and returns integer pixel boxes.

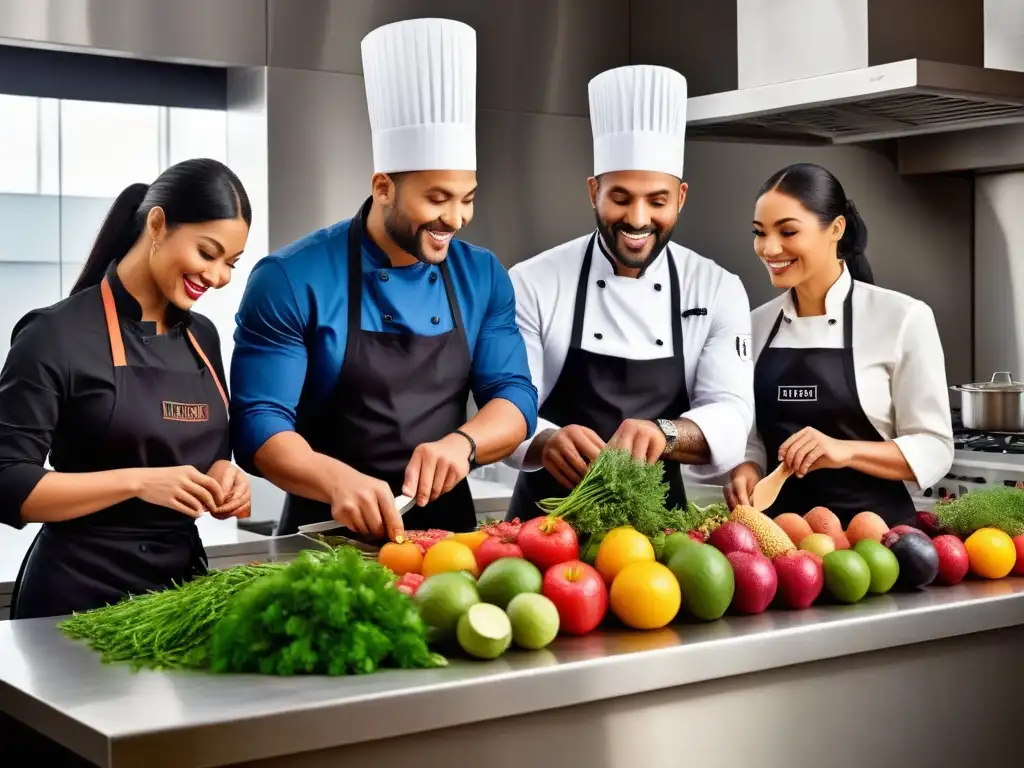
[0,158,254,619]
[724,162,953,527]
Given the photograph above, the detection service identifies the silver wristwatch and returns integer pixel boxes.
[655,419,678,455]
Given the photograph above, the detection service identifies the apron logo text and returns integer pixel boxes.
[162,401,210,422]
[778,386,817,402]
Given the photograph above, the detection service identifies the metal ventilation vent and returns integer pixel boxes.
[686,60,1024,144]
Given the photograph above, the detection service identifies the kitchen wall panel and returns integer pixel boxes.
[266,0,628,117]
[677,139,973,389]
[974,172,1024,382]
[0,0,266,66]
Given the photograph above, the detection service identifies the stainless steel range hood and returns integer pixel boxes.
[680,0,1024,145]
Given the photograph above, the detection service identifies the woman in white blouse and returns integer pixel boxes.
[724,163,954,526]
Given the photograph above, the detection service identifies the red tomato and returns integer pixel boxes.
[517,516,579,572]
[542,560,608,635]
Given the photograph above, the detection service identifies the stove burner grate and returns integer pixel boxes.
[954,430,1024,454]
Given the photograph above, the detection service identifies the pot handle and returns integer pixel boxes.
[992,371,1013,384]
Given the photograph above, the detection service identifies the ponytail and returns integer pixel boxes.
[838,198,874,285]
[71,183,149,295]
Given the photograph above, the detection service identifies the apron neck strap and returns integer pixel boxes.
[99,276,228,409]
[346,196,466,333]
[569,233,683,351]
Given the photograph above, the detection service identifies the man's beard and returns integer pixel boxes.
[383,205,453,266]
[595,212,674,272]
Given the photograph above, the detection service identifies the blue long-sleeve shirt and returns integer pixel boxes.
[229,217,539,472]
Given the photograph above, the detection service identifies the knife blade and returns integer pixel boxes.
[296,494,417,535]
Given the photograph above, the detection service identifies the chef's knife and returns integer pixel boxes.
[296,494,416,535]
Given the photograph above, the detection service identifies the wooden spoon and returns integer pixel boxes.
[750,464,793,513]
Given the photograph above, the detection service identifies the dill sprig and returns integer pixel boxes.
[58,562,286,671]
[934,487,1024,537]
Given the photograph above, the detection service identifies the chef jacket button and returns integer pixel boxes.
[828,318,837,325]
[597,279,606,288]
[142,337,151,345]
[379,271,389,282]
[654,283,662,291]
[429,271,438,283]
[784,316,792,324]
[431,316,440,325]
[383,314,393,323]
[594,332,603,340]
[656,339,664,346]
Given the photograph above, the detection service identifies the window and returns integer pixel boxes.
[0,95,228,358]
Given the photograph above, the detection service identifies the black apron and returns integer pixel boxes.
[278,198,477,536]
[754,281,915,527]
[506,232,691,521]
[11,277,227,620]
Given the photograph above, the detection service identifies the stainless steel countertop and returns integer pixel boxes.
[2,579,1023,768]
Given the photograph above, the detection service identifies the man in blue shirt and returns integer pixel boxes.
[230,18,538,538]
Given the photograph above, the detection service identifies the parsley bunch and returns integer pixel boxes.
[209,547,446,676]
[537,448,685,538]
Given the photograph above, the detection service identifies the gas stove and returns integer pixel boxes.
[920,410,1024,503]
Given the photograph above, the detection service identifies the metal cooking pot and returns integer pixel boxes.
[951,372,1024,433]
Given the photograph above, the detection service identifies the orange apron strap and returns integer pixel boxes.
[100,277,127,367]
[187,330,229,411]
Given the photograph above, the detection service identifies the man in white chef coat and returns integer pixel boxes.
[503,64,755,519]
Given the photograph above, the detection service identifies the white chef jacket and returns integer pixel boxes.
[505,233,755,480]
[744,263,954,492]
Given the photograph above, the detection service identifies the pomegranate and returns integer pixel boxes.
[475,535,524,572]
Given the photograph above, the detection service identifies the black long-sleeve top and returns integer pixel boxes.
[0,264,229,529]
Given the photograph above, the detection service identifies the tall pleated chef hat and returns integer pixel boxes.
[360,18,477,174]
[588,65,689,179]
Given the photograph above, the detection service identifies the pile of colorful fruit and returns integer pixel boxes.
[369,486,1024,662]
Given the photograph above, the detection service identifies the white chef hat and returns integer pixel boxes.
[360,18,477,174]
[588,65,688,179]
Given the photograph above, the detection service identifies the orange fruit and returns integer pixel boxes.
[422,539,480,578]
[965,528,1017,579]
[595,526,655,585]
[377,540,423,576]
[609,561,681,630]
[452,530,489,551]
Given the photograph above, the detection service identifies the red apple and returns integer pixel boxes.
[517,516,579,571]
[1013,535,1024,576]
[727,551,777,614]
[708,521,761,556]
[475,536,523,572]
[772,551,824,609]
[932,535,970,586]
[541,560,608,635]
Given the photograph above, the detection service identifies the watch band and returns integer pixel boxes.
[452,429,477,466]
[655,419,678,455]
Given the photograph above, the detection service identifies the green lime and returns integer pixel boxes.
[660,532,697,564]
[506,592,560,650]
[667,542,735,621]
[853,539,900,594]
[457,603,513,660]
[414,571,480,642]
[822,550,872,604]
[477,558,542,609]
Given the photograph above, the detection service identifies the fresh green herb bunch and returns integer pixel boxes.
[58,563,285,671]
[209,547,446,676]
[934,487,1024,537]
[537,448,686,538]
